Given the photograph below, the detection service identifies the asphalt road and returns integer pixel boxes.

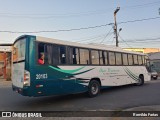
[0,79,160,111]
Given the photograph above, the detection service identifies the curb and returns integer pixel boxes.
[123,105,160,111]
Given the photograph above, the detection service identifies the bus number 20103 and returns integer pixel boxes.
[36,74,48,80]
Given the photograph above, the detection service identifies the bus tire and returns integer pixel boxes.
[136,75,144,86]
[88,80,100,97]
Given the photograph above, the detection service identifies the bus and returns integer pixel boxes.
[12,35,151,97]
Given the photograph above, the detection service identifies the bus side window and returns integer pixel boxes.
[133,55,138,65]
[128,54,133,65]
[104,51,108,65]
[115,52,122,65]
[142,56,145,65]
[70,47,80,64]
[60,46,66,64]
[109,52,115,65]
[45,44,60,65]
[100,51,107,65]
[122,53,128,65]
[79,48,90,64]
[38,43,45,65]
[91,50,99,65]
[45,44,53,65]
[52,45,60,65]
[138,55,143,65]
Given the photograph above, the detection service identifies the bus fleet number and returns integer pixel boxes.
[36,74,48,80]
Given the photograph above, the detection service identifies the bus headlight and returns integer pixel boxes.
[24,70,30,86]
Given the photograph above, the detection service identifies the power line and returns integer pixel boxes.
[0,16,159,33]
[121,37,160,42]
[125,41,160,44]
[0,12,109,19]
[80,32,114,44]
[118,36,160,48]
[99,33,114,44]
[121,0,160,9]
[118,16,160,24]
[0,10,112,18]
[73,33,112,43]
[119,35,132,48]
[0,1,159,19]
[99,28,113,43]
[101,37,160,43]
[0,23,113,33]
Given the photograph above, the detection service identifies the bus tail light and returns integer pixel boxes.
[24,70,30,86]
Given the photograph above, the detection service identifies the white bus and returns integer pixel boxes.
[12,35,151,97]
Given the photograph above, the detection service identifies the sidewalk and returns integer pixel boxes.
[123,105,160,111]
[0,78,12,88]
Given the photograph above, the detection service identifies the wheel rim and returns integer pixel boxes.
[91,83,98,95]
[137,77,143,85]
[138,78,142,83]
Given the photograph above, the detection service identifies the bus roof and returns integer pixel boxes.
[36,36,145,55]
[14,35,145,55]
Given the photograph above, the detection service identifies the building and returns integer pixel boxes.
[0,44,12,80]
[148,52,160,75]
[124,48,160,76]
[123,48,160,54]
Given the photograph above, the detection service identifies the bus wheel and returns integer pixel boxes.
[136,75,144,86]
[88,80,100,97]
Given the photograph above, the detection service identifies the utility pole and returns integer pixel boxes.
[114,7,120,47]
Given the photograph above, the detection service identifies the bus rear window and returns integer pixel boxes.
[13,39,26,62]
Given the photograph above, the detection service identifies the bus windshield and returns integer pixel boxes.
[13,38,26,62]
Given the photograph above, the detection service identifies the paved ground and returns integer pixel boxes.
[0,78,160,120]
[0,79,11,88]
[0,79,160,111]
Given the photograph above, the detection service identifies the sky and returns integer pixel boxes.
[0,0,160,48]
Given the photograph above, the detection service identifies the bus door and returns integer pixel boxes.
[60,47,77,94]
